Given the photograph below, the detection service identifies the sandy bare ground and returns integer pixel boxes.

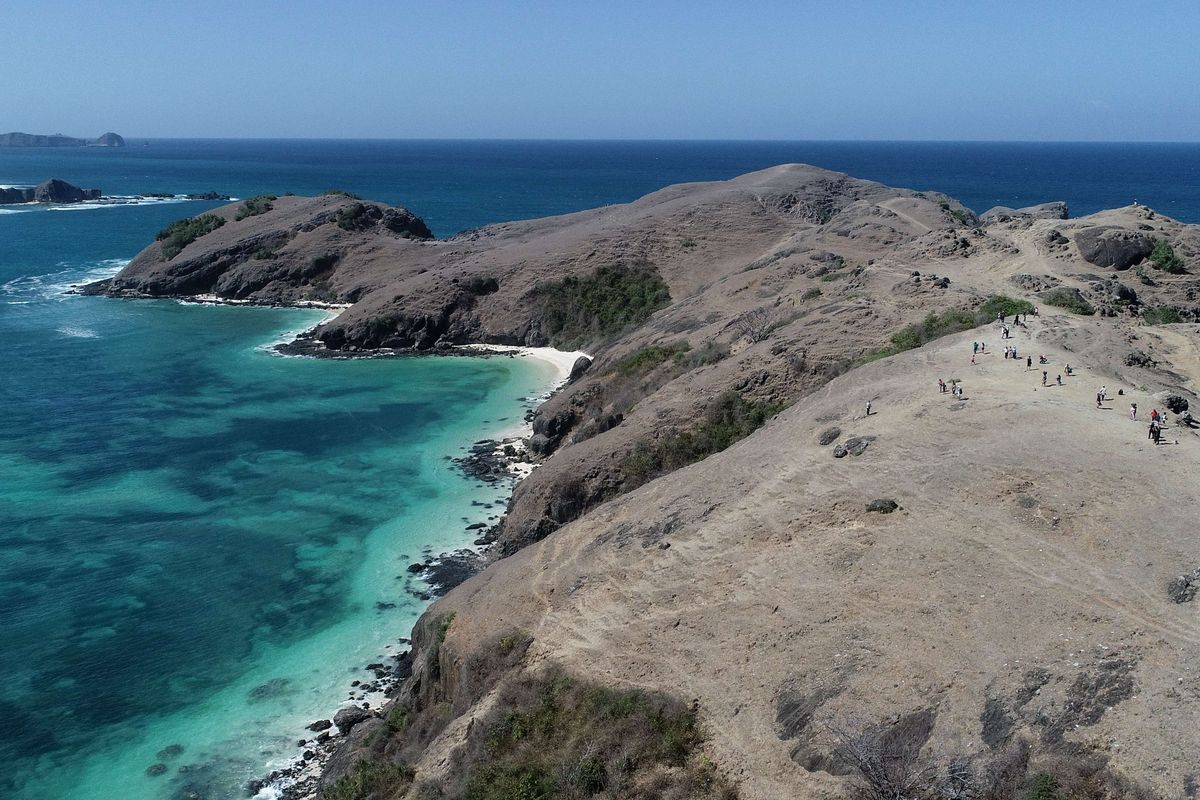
[432,309,1200,798]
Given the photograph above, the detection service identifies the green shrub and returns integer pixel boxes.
[1150,238,1186,273]
[678,340,729,368]
[623,391,780,489]
[425,612,455,681]
[336,203,372,231]
[978,295,1035,319]
[235,194,276,220]
[321,761,415,800]
[385,705,411,734]
[612,342,691,376]
[680,238,698,249]
[463,275,500,295]
[1041,288,1095,315]
[532,265,671,349]
[801,287,822,301]
[1027,773,1063,800]
[1142,306,1183,325]
[457,669,727,800]
[322,189,363,200]
[156,214,226,260]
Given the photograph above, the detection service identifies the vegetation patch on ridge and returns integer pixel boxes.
[859,295,1035,363]
[235,194,276,220]
[622,391,780,490]
[155,214,226,260]
[532,264,671,349]
[452,669,734,800]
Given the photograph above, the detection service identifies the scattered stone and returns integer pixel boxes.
[833,445,848,458]
[843,437,872,456]
[866,498,899,514]
[306,719,333,732]
[818,426,841,446]
[405,562,426,574]
[1167,569,1200,604]
[1124,350,1156,368]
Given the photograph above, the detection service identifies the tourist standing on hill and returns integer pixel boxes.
[1026,355,1032,369]
[939,378,946,393]
[1131,403,1137,421]
[865,400,872,417]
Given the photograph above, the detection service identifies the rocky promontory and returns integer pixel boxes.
[94,167,1200,800]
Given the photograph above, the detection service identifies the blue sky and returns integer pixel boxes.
[3,0,1198,140]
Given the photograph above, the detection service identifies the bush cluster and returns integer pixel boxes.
[235,194,276,220]
[532,265,671,349]
[458,669,732,800]
[611,342,692,377]
[321,762,414,800]
[1142,306,1183,325]
[623,391,779,490]
[1040,288,1095,316]
[336,202,373,231]
[1149,238,1186,273]
[155,214,226,260]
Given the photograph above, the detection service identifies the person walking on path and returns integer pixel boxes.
[1026,355,1032,369]
[1100,385,1107,402]
[1097,391,1104,409]
[1131,403,1138,421]
[939,378,946,393]
[973,342,979,355]
[1056,374,1063,386]
[865,400,872,417]
[1042,370,1048,386]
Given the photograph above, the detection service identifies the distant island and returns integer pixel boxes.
[0,131,125,148]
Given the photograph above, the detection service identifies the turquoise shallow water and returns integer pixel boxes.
[1,289,557,799]
[3,139,1200,799]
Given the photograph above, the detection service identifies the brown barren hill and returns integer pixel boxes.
[92,166,1200,799]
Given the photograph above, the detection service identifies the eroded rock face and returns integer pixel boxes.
[1074,227,1153,269]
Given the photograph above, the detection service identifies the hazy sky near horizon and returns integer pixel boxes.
[3,0,1198,141]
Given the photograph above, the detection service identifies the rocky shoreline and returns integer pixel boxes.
[246,431,544,800]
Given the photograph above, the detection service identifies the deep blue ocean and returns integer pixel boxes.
[2,140,1199,800]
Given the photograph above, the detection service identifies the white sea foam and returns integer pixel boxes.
[57,326,100,339]
[0,259,129,304]
[0,207,33,214]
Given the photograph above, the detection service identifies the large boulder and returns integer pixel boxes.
[332,705,372,734]
[1155,393,1189,414]
[1073,227,1153,269]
